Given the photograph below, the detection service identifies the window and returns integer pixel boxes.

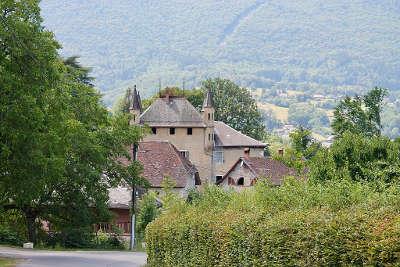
[187,128,192,135]
[228,177,235,185]
[213,151,224,164]
[151,127,157,134]
[170,128,175,135]
[208,113,211,120]
[237,177,244,186]
[216,175,223,183]
[208,133,211,141]
[179,150,189,159]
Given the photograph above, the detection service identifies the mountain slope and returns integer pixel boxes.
[40,0,400,105]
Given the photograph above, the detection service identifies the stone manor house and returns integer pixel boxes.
[130,86,267,186]
[105,87,296,235]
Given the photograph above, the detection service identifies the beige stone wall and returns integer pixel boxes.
[142,127,212,183]
[220,162,255,191]
[214,147,264,177]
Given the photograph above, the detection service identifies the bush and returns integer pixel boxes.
[146,180,400,266]
[136,192,160,237]
[0,210,26,246]
[0,225,25,246]
[43,228,125,249]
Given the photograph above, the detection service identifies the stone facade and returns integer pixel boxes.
[143,127,212,184]
[214,147,265,178]
[127,88,266,184]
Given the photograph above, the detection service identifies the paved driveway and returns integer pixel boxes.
[0,246,147,267]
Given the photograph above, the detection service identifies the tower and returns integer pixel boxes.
[129,85,142,125]
[202,89,215,150]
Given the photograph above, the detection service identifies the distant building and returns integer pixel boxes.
[217,156,297,190]
[107,140,199,236]
[128,86,267,184]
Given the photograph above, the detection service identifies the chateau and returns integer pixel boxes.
[128,86,267,186]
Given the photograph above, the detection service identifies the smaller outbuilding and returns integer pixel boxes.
[217,157,297,190]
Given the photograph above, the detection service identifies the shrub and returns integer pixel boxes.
[146,180,400,266]
[136,192,160,237]
[0,225,24,246]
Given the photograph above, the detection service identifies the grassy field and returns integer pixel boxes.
[0,258,16,267]
[258,102,289,122]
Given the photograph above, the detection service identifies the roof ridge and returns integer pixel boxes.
[168,142,197,175]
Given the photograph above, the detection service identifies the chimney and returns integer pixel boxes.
[278,148,284,156]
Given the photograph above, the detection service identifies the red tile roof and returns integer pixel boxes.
[118,141,198,188]
[221,157,297,185]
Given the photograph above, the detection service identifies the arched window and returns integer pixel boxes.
[228,177,234,185]
[237,177,244,186]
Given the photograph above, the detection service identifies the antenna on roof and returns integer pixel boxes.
[158,78,162,97]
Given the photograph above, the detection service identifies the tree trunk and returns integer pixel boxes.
[25,211,37,244]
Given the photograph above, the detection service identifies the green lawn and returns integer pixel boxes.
[0,258,16,267]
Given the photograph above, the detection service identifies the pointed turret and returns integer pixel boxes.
[202,89,214,110]
[131,85,142,111]
[201,89,215,151]
[129,85,141,124]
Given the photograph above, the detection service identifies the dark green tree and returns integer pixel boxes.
[202,78,266,140]
[289,127,321,160]
[309,132,400,183]
[332,87,387,138]
[0,1,146,243]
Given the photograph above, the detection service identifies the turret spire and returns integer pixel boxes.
[131,85,142,111]
[202,89,214,110]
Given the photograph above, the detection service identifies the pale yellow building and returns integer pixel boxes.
[128,87,267,184]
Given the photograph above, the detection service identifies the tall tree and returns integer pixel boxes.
[289,126,321,160]
[202,78,266,140]
[0,0,145,243]
[332,87,387,138]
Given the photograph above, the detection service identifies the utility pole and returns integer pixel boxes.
[130,143,138,250]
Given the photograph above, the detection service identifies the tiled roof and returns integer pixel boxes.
[221,157,297,185]
[140,97,205,127]
[214,121,266,148]
[117,141,198,188]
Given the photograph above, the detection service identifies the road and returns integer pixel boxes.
[0,246,147,267]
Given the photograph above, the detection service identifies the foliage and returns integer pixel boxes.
[40,1,400,106]
[309,132,400,183]
[289,127,321,160]
[332,87,387,137]
[43,229,125,249]
[146,181,400,266]
[202,78,266,140]
[136,192,160,236]
[288,102,330,129]
[0,1,145,243]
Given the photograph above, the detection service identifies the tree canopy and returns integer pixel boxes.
[332,87,387,138]
[0,0,145,243]
[201,78,266,140]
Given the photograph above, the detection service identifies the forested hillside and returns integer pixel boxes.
[40,0,400,105]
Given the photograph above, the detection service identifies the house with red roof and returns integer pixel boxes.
[217,156,298,190]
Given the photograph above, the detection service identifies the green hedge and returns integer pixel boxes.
[146,180,400,266]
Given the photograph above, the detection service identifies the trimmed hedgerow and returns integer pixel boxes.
[146,179,400,266]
